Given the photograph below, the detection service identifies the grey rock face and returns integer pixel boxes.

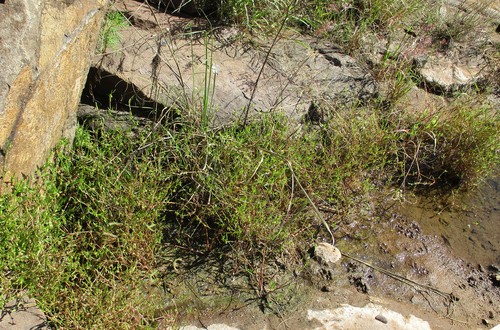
[91,0,378,127]
[0,0,42,116]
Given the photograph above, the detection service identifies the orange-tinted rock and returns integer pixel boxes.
[0,0,108,188]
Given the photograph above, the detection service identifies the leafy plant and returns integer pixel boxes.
[391,100,500,188]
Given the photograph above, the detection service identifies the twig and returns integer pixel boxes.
[242,6,290,126]
[341,252,452,300]
[341,251,467,324]
[252,146,335,245]
[290,165,335,245]
[259,244,268,295]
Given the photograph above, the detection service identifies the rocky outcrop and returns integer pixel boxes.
[88,0,378,127]
[417,50,489,95]
[0,0,108,188]
[0,293,49,330]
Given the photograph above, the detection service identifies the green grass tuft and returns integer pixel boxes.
[97,10,129,54]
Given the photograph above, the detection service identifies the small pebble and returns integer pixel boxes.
[375,314,388,324]
[478,264,485,273]
[489,311,494,319]
[482,318,489,325]
[315,243,342,267]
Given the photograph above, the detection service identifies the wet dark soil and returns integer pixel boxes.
[395,176,500,268]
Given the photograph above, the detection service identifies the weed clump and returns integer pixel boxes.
[0,127,174,328]
[387,101,500,187]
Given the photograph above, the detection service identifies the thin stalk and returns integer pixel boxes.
[254,146,335,245]
[202,32,213,129]
[242,5,290,126]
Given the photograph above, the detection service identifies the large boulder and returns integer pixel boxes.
[0,0,108,188]
[88,0,378,126]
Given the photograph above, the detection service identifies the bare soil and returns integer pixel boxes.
[156,176,500,330]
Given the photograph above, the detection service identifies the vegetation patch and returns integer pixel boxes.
[2,94,499,327]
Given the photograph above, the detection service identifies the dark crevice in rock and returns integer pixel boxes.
[124,13,158,29]
[303,102,323,124]
[325,55,342,67]
[134,0,216,17]
[81,66,167,120]
[417,76,488,97]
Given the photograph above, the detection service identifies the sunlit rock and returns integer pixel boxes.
[315,242,342,268]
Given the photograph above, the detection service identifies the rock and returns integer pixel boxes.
[307,303,432,330]
[445,0,500,20]
[0,293,48,330]
[393,86,447,115]
[375,314,388,324]
[418,52,487,95]
[90,0,378,127]
[315,243,342,268]
[77,104,154,137]
[0,0,107,189]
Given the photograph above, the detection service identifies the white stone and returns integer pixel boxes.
[315,243,342,267]
[307,303,431,330]
[419,54,484,94]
